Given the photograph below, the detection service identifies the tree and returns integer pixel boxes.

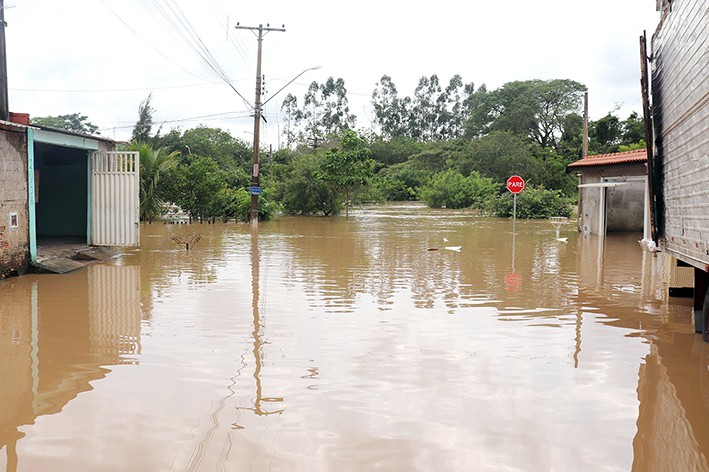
[272,154,339,216]
[31,113,99,135]
[368,136,424,167]
[454,131,542,185]
[317,130,375,218]
[590,113,622,154]
[463,79,587,150]
[371,75,410,139]
[281,77,356,147]
[132,94,156,143]
[165,156,226,222]
[128,141,179,222]
[180,126,251,170]
[621,111,646,147]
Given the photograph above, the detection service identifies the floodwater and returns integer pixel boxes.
[1,203,708,472]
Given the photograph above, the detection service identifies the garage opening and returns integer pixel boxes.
[34,142,89,241]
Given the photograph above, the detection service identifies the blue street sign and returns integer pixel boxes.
[248,186,263,195]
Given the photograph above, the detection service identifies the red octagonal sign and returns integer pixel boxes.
[506,175,525,194]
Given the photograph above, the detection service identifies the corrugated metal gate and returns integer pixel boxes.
[91,151,140,246]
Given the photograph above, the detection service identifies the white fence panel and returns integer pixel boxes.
[91,151,140,246]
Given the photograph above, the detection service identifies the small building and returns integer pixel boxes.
[567,149,651,238]
[0,115,140,279]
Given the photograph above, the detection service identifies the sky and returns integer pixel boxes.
[5,0,661,147]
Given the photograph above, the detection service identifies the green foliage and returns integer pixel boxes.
[534,149,578,197]
[127,141,179,222]
[621,112,646,145]
[318,130,376,217]
[452,131,543,185]
[488,186,572,219]
[272,155,340,216]
[368,136,424,167]
[132,94,155,143]
[212,187,278,222]
[589,113,621,154]
[163,156,226,221]
[589,111,647,154]
[618,140,646,152]
[31,113,99,135]
[371,74,474,141]
[463,79,587,151]
[160,126,252,171]
[376,163,433,201]
[419,169,499,209]
[281,77,356,146]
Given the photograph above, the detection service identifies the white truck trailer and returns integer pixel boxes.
[645,0,709,336]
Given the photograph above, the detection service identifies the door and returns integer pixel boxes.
[91,151,140,246]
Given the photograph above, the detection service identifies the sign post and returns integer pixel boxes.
[506,175,525,234]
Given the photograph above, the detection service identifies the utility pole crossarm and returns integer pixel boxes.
[234,23,286,33]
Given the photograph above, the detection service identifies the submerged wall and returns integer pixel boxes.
[578,163,648,235]
[0,127,29,278]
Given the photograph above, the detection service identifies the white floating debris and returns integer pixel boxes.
[445,246,462,252]
[639,238,658,253]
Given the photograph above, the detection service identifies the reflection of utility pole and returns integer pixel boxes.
[242,226,283,416]
[235,23,286,227]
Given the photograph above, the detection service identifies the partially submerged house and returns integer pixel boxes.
[0,114,139,278]
[567,149,651,238]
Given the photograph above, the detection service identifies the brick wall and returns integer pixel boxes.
[0,128,29,278]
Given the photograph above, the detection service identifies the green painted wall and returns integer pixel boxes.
[34,144,88,238]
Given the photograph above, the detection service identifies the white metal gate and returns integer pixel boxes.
[91,151,140,246]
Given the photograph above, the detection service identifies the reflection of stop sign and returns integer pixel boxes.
[506,175,525,194]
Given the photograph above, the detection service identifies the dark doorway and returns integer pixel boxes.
[33,143,88,240]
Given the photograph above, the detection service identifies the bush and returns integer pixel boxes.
[419,169,499,209]
[488,186,572,218]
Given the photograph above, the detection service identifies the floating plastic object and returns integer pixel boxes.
[639,238,658,253]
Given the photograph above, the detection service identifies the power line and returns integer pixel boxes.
[99,0,211,82]
[133,0,252,108]
[98,109,253,131]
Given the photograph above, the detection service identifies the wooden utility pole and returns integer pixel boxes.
[0,0,9,121]
[235,23,285,226]
[583,92,589,157]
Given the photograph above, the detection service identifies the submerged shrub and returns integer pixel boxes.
[488,186,572,218]
[420,170,499,209]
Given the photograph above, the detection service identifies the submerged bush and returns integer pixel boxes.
[419,170,499,209]
[488,186,572,218]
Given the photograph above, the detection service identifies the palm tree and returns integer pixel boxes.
[128,141,180,223]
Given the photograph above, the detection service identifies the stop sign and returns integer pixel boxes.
[506,175,525,194]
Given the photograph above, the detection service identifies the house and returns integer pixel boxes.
[567,149,651,238]
[0,114,139,278]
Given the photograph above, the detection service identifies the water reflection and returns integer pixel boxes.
[0,265,141,471]
[242,226,284,418]
[1,204,708,470]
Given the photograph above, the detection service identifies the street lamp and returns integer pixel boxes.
[249,65,321,226]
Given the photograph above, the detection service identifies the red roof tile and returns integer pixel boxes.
[567,149,647,168]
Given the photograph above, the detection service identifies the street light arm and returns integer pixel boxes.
[261,66,321,107]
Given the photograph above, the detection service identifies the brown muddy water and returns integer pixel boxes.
[1,203,707,471]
